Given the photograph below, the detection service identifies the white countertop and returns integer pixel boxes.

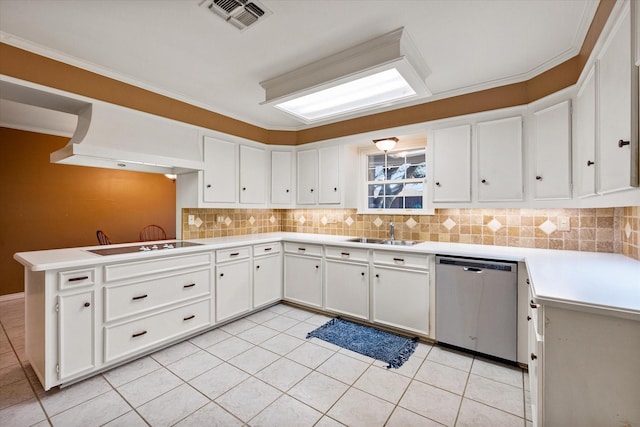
[14,232,640,319]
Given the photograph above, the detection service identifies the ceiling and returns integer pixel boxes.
[0,0,599,131]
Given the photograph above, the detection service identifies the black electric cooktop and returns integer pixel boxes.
[87,241,203,256]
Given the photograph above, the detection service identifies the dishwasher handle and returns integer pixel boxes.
[463,266,483,273]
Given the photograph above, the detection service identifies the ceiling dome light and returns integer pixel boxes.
[373,137,398,152]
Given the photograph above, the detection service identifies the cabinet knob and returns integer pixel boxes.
[618,139,630,148]
[529,300,538,309]
[535,175,542,181]
[586,160,595,166]
[526,278,530,285]
[286,189,289,193]
[84,302,91,308]
[206,184,212,188]
[220,273,224,277]
[242,187,246,191]
[481,179,487,184]
[375,274,380,278]
[530,353,538,361]
[315,265,319,269]
[527,315,531,321]
[361,272,365,276]
[333,187,337,192]
[256,265,260,269]
[435,182,441,187]
[310,188,314,193]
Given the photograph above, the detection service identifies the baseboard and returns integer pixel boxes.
[0,292,24,302]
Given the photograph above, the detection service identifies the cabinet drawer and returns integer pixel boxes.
[253,242,281,257]
[284,242,323,256]
[104,299,210,362]
[325,246,369,262]
[105,253,212,283]
[59,268,96,290]
[104,269,211,322]
[373,251,430,270]
[216,246,251,263]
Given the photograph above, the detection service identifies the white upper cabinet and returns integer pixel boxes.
[318,146,341,204]
[574,67,597,198]
[533,100,572,200]
[431,124,471,202]
[476,116,524,202]
[239,145,266,204]
[296,149,318,204]
[597,6,633,194]
[203,137,237,203]
[271,150,293,205]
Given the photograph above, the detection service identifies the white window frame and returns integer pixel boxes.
[358,142,433,215]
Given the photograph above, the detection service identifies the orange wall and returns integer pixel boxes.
[0,128,176,296]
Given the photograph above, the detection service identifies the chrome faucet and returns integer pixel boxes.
[389,221,395,241]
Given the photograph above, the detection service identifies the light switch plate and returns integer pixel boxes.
[558,216,570,231]
[188,215,195,225]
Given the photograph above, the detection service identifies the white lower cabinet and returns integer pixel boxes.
[372,252,430,335]
[253,242,282,308]
[324,259,369,320]
[283,243,323,308]
[216,247,252,322]
[528,285,640,426]
[58,290,96,380]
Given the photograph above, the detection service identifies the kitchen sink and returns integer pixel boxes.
[346,237,419,246]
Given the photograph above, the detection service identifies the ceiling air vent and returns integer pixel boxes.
[202,0,271,31]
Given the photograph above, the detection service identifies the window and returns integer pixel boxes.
[366,149,426,210]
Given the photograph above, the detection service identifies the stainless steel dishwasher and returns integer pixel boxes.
[435,256,517,362]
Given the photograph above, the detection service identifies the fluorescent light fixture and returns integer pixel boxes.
[260,28,431,124]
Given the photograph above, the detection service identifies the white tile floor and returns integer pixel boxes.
[0,297,532,426]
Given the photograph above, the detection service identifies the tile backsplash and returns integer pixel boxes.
[182,206,640,261]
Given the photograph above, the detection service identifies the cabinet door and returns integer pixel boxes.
[239,145,266,204]
[203,137,237,203]
[216,260,251,322]
[324,260,369,320]
[597,9,633,193]
[296,149,317,204]
[476,116,524,201]
[284,254,322,308]
[431,124,471,202]
[533,100,572,200]
[372,266,429,335]
[254,254,282,308]
[271,150,293,204]
[58,291,95,379]
[318,146,340,204]
[574,66,597,198]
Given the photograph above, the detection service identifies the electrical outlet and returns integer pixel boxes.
[217,215,225,223]
[558,216,570,232]
[188,215,195,225]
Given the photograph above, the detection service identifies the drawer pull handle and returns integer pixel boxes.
[230,252,240,257]
[586,160,595,166]
[264,247,272,252]
[530,353,538,361]
[618,139,630,148]
[298,247,306,251]
[132,294,148,301]
[84,302,91,308]
[393,258,405,262]
[183,315,195,321]
[68,276,89,282]
[535,175,542,181]
[341,252,350,256]
[132,331,147,338]
[183,283,196,288]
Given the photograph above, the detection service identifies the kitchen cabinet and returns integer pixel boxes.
[597,5,634,193]
[431,124,471,202]
[253,242,282,308]
[324,246,370,320]
[372,251,430,335]
[476,116,524,202]
[574,66,597,198]
[203,136,237,203]
[271,150,293,205]
[239,144,266,204]
[533,100,572,200]
[58,290,96,380]
[528,284,640,426]
[283,243,323,308]
[296,145,358,206]
[216,247,252,322]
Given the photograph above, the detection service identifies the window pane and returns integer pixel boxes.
[368,154,386,168]
[368,166,387,181]
[368,196,384,208]
[408,164,426,179]
[386,196,404,209]
[405,196,423,209]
